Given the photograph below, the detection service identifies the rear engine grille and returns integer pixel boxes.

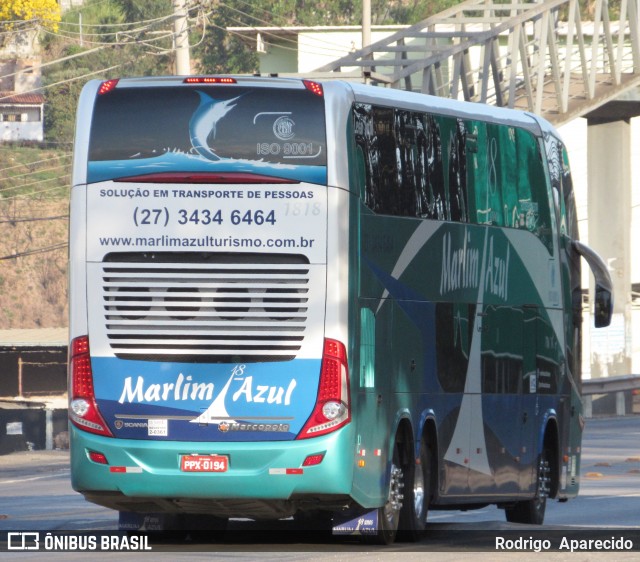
[101,252,309,362]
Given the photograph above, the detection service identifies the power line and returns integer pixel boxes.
[58,11,176,29]
[0,242,67,261]
[0,162,70,183]
[2,184,69,201]
[0,5,208,85]
[217,0,356,55]
[0,46,105,90]
[0,153,71,174]
[0,173,70,194]
[0,214,68,224]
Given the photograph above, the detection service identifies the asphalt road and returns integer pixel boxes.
[1,416,640,559]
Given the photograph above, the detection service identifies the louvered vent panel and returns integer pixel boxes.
[101,252,309,362]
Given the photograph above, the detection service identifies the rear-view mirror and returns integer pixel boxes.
[594,283,613,328]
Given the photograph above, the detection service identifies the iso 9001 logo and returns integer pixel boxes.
[273,116,295,140]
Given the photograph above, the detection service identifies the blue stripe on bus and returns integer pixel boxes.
[91,357,322,441]
[87,153,327,185]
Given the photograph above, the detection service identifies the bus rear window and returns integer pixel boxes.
[88,85,327,183]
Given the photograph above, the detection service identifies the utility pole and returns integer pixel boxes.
[362,0,371,50]
[173,0,191,75]
[362,0,372,76]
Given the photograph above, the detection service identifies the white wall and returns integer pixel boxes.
[559,116,640,378]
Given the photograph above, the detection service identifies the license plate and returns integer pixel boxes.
[180,454,228,472]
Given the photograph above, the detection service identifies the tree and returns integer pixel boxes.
[0,0,61,30]
[194,0,460,74]
[41,0,463,143]
[42,0,174,145]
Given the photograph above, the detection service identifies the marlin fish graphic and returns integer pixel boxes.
[188,91,241,161]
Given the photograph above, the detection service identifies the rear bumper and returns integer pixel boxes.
[71,425,355,517]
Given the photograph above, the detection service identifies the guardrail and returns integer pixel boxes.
[582,374,640,417]
[582,374,640,395]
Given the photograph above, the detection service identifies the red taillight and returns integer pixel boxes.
[183,76,237,84]
[88,450,109,465]
[303,80,323,97]
[297,339,350,439]
[98,79,119,95]
[69,336,113,437]
[302,453,326,466]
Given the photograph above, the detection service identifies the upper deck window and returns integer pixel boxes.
[352,103,553,252]
[88,85,327,184]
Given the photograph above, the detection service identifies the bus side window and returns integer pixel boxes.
[354,144,367,199]
[435,114,467,222]
[360,308,376,388]
[468,121,503,226]
[373,106,397,215]
[513,127,535,232]
[555,143,575,238]
[395,110,418,217]
[531,133,554,253]
[353,103,377,207]
[447,118,469,223]
[418,113,445,220]
[499,126,518,227]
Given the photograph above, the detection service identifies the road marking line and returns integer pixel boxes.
[0,470,70,485]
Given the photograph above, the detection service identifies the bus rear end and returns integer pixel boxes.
[68,76,353,526]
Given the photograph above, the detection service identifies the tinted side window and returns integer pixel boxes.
[467,120,553,252]
[352,102,552,248]
[353,103,466,221]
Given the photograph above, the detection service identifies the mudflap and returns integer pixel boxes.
[332,508,379,536]
[118,512,177,531]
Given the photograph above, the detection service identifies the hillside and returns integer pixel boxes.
[0,146,69,328]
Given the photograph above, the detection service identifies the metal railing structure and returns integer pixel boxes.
[313,0,640,126]
[582,374,640,416]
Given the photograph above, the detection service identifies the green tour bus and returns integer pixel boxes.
[68,75,613,543]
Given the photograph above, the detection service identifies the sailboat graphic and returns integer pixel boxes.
[191,368,241,424]
[444,230,491,476]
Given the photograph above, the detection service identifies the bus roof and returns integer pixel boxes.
[345,80,544,135]
[87,74,548,136]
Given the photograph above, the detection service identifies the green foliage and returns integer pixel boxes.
[0,0,61,29]
[193,0,460,74]
[0,145,70,199]
[114,0,171,23]
[42,0,174,145]
[42,0,463,143]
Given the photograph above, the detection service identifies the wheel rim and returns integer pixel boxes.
[413,463,425,519]
[535,451,551,512]
[384,463,404,527]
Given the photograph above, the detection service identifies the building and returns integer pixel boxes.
[0,90,45,142]
[227,25,407,76]
[0,40,44,142]
[0,329,68,454]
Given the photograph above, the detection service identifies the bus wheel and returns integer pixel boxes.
[505,447,551,525]
[365,446,404,544]
[398,438,429,541]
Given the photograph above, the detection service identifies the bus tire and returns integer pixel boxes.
[397,437,429,541]
[504,446,552,525]
[364,441,404,545]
